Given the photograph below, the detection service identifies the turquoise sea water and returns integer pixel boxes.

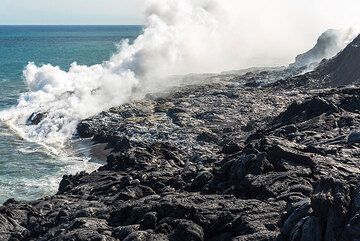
[0,25,142,203]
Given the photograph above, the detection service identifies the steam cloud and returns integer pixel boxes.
[0,0,359,146]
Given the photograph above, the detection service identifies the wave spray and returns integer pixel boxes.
[1,0,359,146]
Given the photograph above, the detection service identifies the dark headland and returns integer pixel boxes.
[2,33,360,241]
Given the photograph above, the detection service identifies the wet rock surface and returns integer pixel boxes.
[3,66,360,240]
[26,112,47,125]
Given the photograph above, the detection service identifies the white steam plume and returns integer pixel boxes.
[0,0,228,145]
[0,0,359,146]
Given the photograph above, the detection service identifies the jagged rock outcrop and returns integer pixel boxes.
[2,34,360,240]
[312,34,360,86]
[26,112,47,125]
[290,29,352,68]
[2,73,360,240]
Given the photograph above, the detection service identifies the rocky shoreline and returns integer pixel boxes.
[2,76,360,240]
[2,35,360,241]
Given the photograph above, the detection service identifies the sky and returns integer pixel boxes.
[0,0,144,25]
[0,0,359,68]
[0,0,360,27]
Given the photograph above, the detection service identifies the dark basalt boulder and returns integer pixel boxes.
[345,184,360,240]
[191,171,214,190]
[339,96,360,113]
[272,96,338,126]
[77,122,94,138]
[5,68,360,241]
[348,131,360,144]
[169,220,204,241]
[221,141,243,155]
[26,112,47,125]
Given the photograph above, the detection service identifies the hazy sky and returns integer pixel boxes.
[0,0,144,25]
[0,0,359,30]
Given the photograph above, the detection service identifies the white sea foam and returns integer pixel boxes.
[0,155,100,202]
[0,0,359,148]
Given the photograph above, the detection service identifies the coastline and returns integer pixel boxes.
[2,67,360,240]
[1,33,360,241]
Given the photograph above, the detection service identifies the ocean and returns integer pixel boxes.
[0,25,142,203]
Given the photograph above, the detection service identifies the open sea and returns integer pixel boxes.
[0,25,142,203]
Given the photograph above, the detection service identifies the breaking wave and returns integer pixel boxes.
[0,0,229,147]
[1,0,359,148]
